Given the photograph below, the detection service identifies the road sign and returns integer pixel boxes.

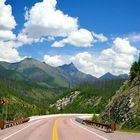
[0,99,6,105]
[0,98,9,105]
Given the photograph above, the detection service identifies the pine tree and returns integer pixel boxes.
[130,54,140,81]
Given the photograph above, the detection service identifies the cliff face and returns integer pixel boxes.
[102,75,140,130]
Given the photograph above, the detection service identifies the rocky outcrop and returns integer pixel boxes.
[50,91,80,110]
[102,75,140,130]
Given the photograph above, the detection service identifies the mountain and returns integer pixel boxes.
[58,63,97,87]
[99,72,117,80]
[99,72,128,80]
[59,62,78,74]
[0,59,128,88]
[0,58,98,88]
[118,74,129,79]
[0,58,68,88]
[0,65,26,82]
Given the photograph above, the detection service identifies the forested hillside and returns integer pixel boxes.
[52,79,125,113]
[0,77,63,121]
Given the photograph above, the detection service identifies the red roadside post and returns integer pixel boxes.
[111,121,116,131]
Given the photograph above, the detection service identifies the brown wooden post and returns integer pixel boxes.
[0,120,5,129]
[111,122,116,131]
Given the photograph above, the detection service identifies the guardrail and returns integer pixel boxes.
[75,118,116,132]
[0,118,30,129]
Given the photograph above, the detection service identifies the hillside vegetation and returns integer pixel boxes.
[102,57,140,130]
[0,77,63,121]
[52,79,125,114]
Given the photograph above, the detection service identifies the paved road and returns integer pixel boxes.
[0,116,140,140]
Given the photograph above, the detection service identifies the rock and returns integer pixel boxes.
[102,74,140,129]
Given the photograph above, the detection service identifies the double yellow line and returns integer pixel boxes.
[52,118,59,140]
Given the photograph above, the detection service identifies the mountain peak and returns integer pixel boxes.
[105,72,114,76]
[20,57,42,64]
[69,62,74,66]
[99,72,117,80]
[68,62,76,68]
[59,62,78,73]
[22,57,34,61]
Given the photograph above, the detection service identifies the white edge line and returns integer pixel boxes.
[70,119,109,140]
[2,120,42,140]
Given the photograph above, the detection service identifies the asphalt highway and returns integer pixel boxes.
[0,115,140,140]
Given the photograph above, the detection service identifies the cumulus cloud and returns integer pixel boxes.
[52,29,94,47]
[21,0,107,47]
[0,0,23,62]
[17,33,45,45]
[0,42,23,62]
[113,37,137,54]
[98,37,138,75]
[0,0,16,31]
[127,33,140,42]
[0,0,16,40]
[44,55,70,66]
[92,32,108,42]
[0,30,16,40]
[44,37,139,77]
[23,0,78,38]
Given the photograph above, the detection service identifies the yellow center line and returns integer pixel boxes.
[52,118,59,140]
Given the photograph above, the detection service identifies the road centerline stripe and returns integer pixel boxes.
[52,118,59,140]
[70,118,109,140]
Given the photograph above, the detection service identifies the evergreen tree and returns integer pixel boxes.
[130,54,140,81]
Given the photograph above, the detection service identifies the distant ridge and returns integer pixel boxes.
[0,58,128,88]
[99,72,128,80]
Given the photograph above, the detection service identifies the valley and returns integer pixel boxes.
[0,57,139,131]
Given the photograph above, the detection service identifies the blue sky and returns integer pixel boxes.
[0,0,140,77]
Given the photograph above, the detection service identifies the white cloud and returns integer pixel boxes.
[44,54,70,66]
[0,0,23,62]
[0,42,23,62]
[0,40,22,48]
[127,33,140,42]
[52,29,94,47]
[0,30,16,40]
[112,37,137,54]
[23,0,78,38]
[99,37,138,74]
[44,37,139,77]
[0,0,16,41]
[92,32,108,42]
[21,0,106,47]
[17,33,44,45]
[0,0,16,30]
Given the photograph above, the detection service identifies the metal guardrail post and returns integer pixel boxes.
[76,118,116,133]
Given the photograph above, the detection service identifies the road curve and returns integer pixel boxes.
[0,115,140,140]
